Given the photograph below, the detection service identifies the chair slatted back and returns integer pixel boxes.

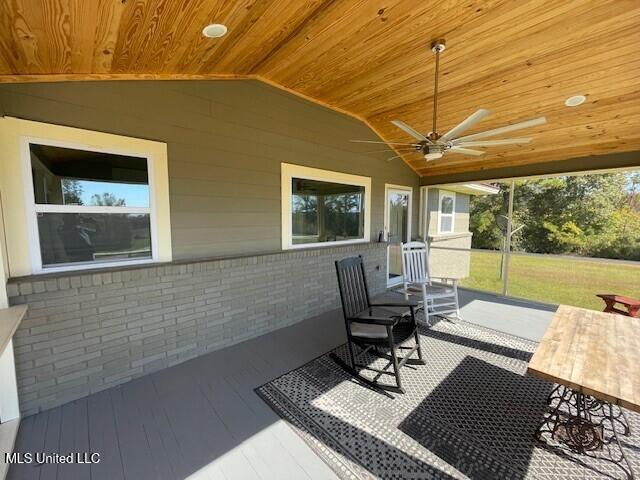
[335,256,371,319]
[401,241,430,283]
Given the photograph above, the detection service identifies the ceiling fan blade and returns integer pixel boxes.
[386,155,405,162]
[448,146,485,156]
[454,117,547,142]
[361,147,418,153]
[349,139,419,146]
[440,108,491,141]
[454,137,532,147]
[391,120,429,141]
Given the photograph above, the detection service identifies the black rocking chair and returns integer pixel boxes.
[332,255,425,393]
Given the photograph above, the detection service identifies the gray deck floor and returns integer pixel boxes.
[457,288,557,341]
[7,289,556,480]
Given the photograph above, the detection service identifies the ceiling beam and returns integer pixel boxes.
[0,73,248,83]
[421,150,640,185]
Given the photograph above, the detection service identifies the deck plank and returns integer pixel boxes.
[28,411,48,480]
[87,390,125,480]
[223,316,343,480]
[148,362,259,480]
[7,415,36,480]
[222,359,336,480]
[147,373,228,480]
[39,407,62,480]
[129,375,188,479]
[193,355,311,480]
[57,399,90,480]
[110,386,159,480]
[123,378,176,480]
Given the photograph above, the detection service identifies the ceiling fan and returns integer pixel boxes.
[351,39,547,162]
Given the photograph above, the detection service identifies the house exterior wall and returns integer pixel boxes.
[7,242,387,415]
[425,188,472,279]
[0,80,419,264]
[0,79,417,415]
[425,188,469,236]
[428,233,472,279]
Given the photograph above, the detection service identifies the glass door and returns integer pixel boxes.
[385,185,412,287]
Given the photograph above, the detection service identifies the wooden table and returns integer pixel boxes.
[528,305,639,479]
[528,305,639,412]
[597,294,640,318]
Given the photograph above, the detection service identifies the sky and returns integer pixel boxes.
[65,180,149,207]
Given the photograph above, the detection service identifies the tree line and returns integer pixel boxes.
[469,172,640,261]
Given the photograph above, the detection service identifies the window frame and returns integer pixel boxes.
[281,163,371,250]
[21,136,160,273]
[437,190,456,234]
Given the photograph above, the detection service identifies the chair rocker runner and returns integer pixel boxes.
[333,256,425,393]
[401,241,461,324]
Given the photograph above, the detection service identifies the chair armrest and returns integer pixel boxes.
[431,277,459,285]
[370,301,419,308]
[349,314,398,326]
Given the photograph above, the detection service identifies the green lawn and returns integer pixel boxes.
[460,251,640,311]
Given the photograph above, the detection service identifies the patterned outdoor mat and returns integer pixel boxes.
[256,318,640,479]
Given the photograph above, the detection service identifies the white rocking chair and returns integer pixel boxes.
[401,241,461,324]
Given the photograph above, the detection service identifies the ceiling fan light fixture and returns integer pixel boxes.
[424,152,443,161]
[564,95,586,107]
[202,23,228,38]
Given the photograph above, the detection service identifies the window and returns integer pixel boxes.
[281,163,371,249]
[438,190,456,234]
[25,141,157,271]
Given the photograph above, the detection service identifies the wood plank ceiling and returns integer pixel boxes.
[0,0,639,177]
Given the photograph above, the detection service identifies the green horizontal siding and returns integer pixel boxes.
[0,80,420,259]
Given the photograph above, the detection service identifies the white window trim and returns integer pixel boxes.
[281,163,371,250]
[437,190,456,234]
[21,136,160,274]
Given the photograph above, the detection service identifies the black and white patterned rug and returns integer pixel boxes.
[256,318,640,479]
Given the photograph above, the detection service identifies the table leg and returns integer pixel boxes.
[603,298,616,313]
[535,385,635,479]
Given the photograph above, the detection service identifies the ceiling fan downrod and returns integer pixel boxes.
[430,39,446,141]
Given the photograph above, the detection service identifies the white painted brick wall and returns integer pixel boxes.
[8,243,387,415]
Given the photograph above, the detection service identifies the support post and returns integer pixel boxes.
[317,194,325,241]
[502,181,515,296]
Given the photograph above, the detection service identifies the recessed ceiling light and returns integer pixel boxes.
[564,95,586,107]
[202,24,228,38]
